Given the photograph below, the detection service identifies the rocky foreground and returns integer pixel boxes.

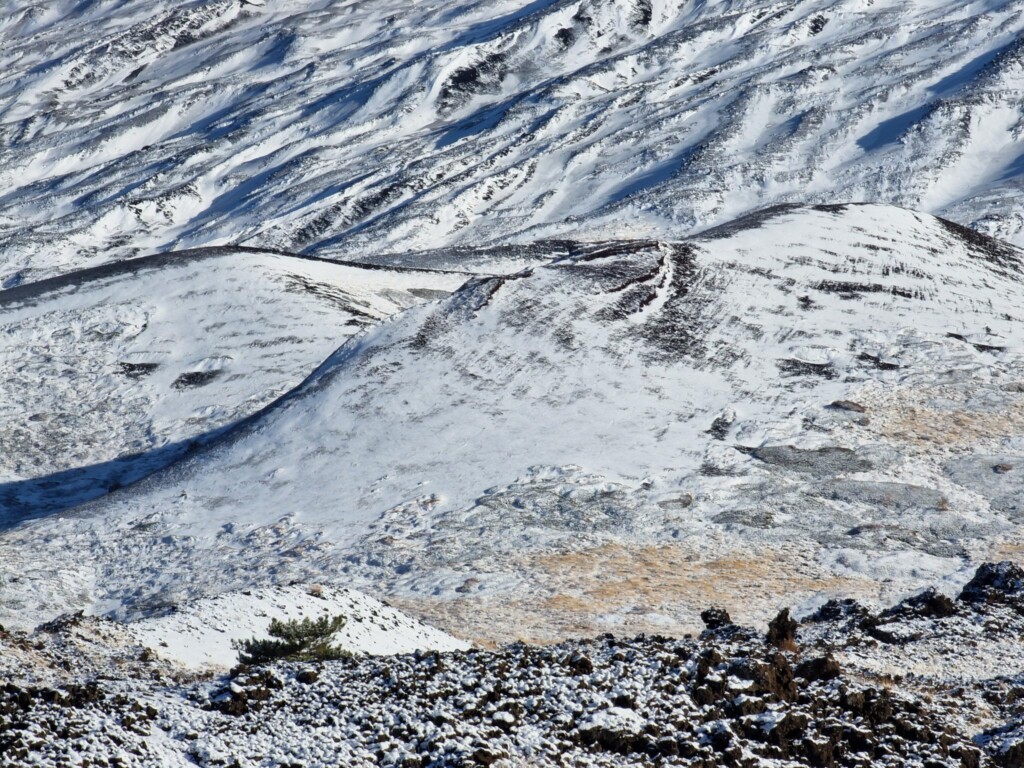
[3,563,1024,767]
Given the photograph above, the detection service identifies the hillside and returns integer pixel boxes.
[0,247,467,523]
[6,3,1024,762]
[5,203,1024,642]
[2,0,1024,284]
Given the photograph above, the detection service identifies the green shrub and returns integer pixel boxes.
[232,614,350,665]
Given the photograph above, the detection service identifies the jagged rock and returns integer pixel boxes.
[765,711,810,749]
[827,400,867,413]
[700,607,732,630]
[566,652,594,675]
[707,411,736,440]
[992,738,1024,768]
[806,599,873,624]
[469,747,505,766]
[655,736,679,756]
[0,626,989,767]
[35,611,86,633]
[735,652,797,701]
[883,588,958,619]
[958,746,983,768]
[801,735,835,767]
[841,687,896,725]
[577,708,648,754]
[959,562,1024,605]
[796,654,842,682]
[767,608,798,649]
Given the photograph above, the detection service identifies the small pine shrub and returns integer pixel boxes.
[232,614,351,665]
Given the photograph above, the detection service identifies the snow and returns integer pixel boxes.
[4,2,1024,763]
[0,247,467,522]
[5,204,1024,643]
[579,706,647,735]
[3,0,1024,284]
[128,584,469,670]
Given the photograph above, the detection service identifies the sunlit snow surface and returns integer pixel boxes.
[0,247,467,522]
[3,0,1024,283]
[128,584,469,670]
[6,204,1024,641]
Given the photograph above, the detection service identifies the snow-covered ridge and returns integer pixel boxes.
[0,245,467,524]
[3,0,1024,282]
[128,584,469,670]
[5,203,1024,640]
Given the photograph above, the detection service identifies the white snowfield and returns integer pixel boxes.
[0,247,467,523]
[128,584,469,670]
[5,203,1024,640]
[2,0,1024,284]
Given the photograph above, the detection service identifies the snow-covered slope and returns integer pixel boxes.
[0,247,467,524]
[6,204,1024,640]
[128,584,468,670]
[3,0,1024,283]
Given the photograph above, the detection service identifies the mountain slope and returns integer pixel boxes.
[5,204,1024,640]
[0,246,467,523]
[2,0,1024,284]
